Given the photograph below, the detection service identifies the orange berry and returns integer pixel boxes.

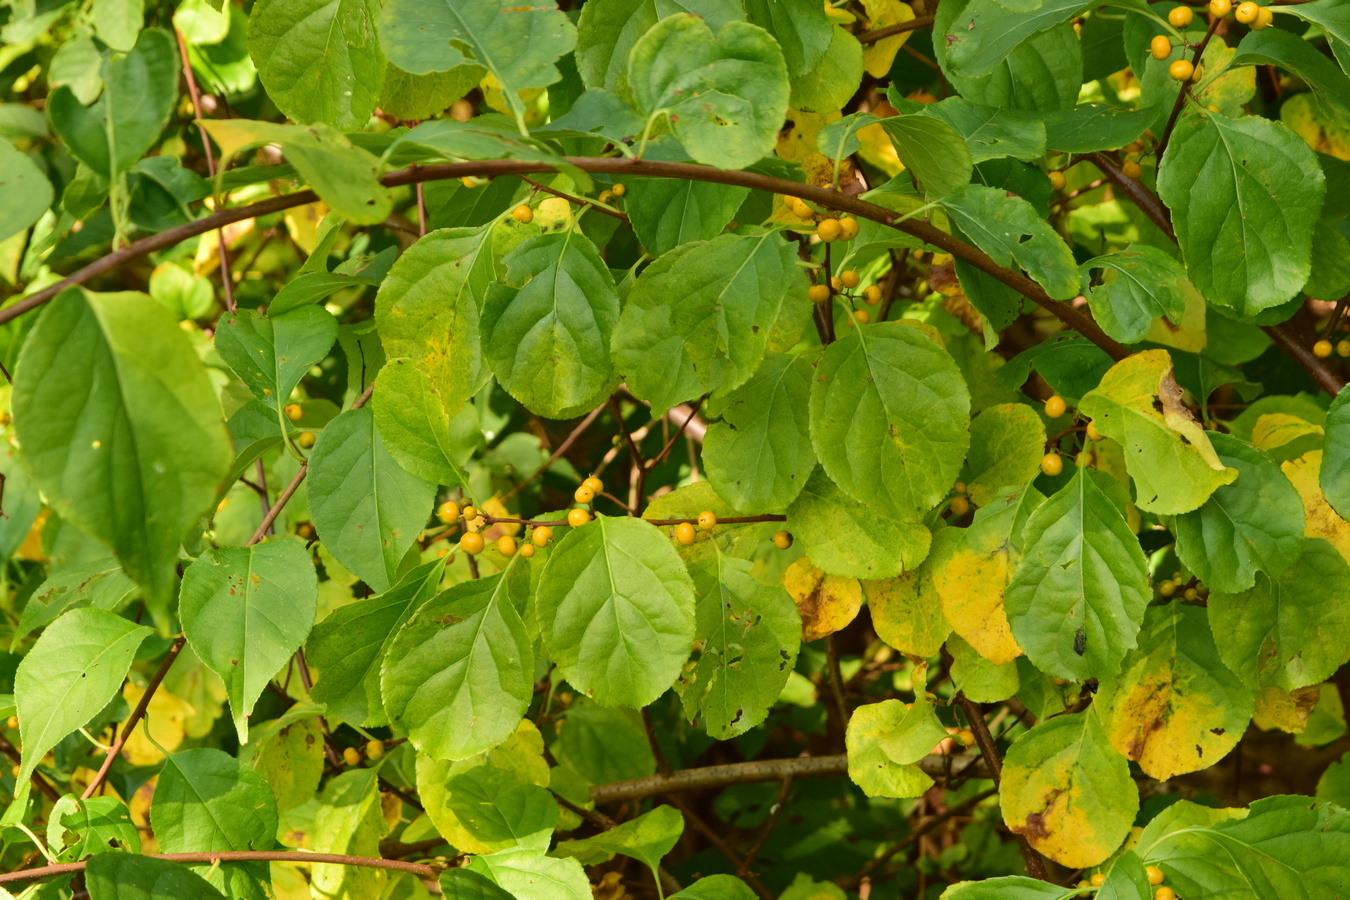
[838,217,860,240]
[437,501,461,524]
[1048,170,1066,191]
[519,543,536,559]
[462,505,478,522]
[343,747,361,766]
[1091,873,1106,886]
[1169,59,1194,81]
[950,497,970,516]
[1086,420,1102,441]
[1146,866,1165,886]
[1151,35,1173,60]
[1235,1,1259,21]
[1044,395,1068,418]
[1041,453,1064,477]
[611,183,626,197]
[512,205,533,224]
[1122,160,1143,179]
[459,532,485,555]
[1314,339,1333,358]
[772,530,793,549]
[366,740,385,761]
[1209,0,1231,14]
[809,283,832,303]
[284,403,303,421]
[532,526,553,547]
[297,432,316,449]
[583,476,603,494]
[864,285,882,305]
[697,510,717,531]
[816,219,842,242]
[853,309,871,325]
[1254,5,1272,27]
[675,522,697,545]
[574,485,595,504]
[567,508,591,527]
[1155,888,1177,900]
[840,270,860,289]
[497,535,518,557]
[1168,5,1193,26]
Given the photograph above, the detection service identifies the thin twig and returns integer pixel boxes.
[517,175,629,222]
[0,735,59,803]
[415,183,427,237]
[737,775,792,877]
[823,634,850,750]
[840,787,999,889]
[1157,15,1223,160]
[641,708,671,776]
[663,795,767,900]
[646,397,705,472]
[0,851,444,885]
[608,396,644,466]
[1085,152,1176,242]
[479,513,785,528]
[1319,293,1349,341]
[502,404,605,502]
[856,15,935,43]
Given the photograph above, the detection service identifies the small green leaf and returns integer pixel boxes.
[940,877,1067,899]
[372,362,474,489]
[1041,103,1156,153]
[1284,0,1350,75]
[671,875,759,900]
[151,748,279,851]
[787,468,930,579]
[312,768,390,899]
[942,184,1078,300]
[920,98,1048,163]
[879,114,974,198]
[214,306,337,412]
[964,403,1047,508]
[948,633,1020,702]
[445,766,558,850]
[535,516,696,708]
[623,160,752,255]
[845,694,945,798]
[865,562,952,658]
[787,24,864,114]
[180,540,318,743]
[555,805,683,874]
[441,869,516,900]
[1323,386,1350,520]
[92,0,143,51]
[1081,246,1189,344]
[48,796,139,861]
[553,704,655,784]
[941,0,1089,79]
[85,854,226,900]
[743,0,831,77]
[1230,28,1350,125]
[0,139,53,243]
[466,849,591,900]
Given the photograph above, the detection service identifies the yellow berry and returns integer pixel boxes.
[809,283,832,303]
[954,481,967,495]
[598,190,614,203]
[853,309,871,325]
[5,716,15,729]
[567,508,591,527]
[1235,1,1259,21]
[1048,170,1066,191]
[297,432,316,449]
[1077,881,1092,898]
[1087,420,1103,441]
[786,196,812,218]
[366,740,385,761]
[1155,888,1177,900]
[462,505,478,521]
[1337,340,1350,357]
[864,285,882,305]
[1254,5,1273,27]
[497,535,518,557]
[816,219,842,242]
[675,522,697,545]
[583,476,604,494]
[1210,0,1232,13]
[840,270,860,289]
[1314,339,1334,358]
[838,217,860,240]
[1160,580,1176,597]
[611,182,626,197]
[437,500,461,524]
[1041,453,1064,477]
[1091,873,1107,887]
[1122,160,1144,180]
[1151,34,1173,60]
[1184,587,1199,601]
[697,510,717,531]
[459,532,485,555]
[956,729,975,747]
[1169,4,1193,26]
[284,403,303,421]
[519,543,536,559]
[772,530,793,549]
[1077,450,1094,468]
[830,276,844,293]
[574,485,595,504]
[343,747,362,766]
[1045,395,1068,418]
[1169,59,1194,81]
[532,526,553,547]
[512,205,533,224]
[950,496,970,516]
[1191,63,1204,82]
[1146,866,1165,886]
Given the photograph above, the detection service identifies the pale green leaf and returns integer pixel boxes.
[879,114,974,198]
[48,796,139,861]
[151,748,279,851]
[575,0,744,97]
[312,768,390,899]
[92,0,143,51]
[743,0,831,77]
[920,98,1048,163]
[466,849,591,900]
[0,139,53,243]
[554,805,683,873]
[942,184,1078,300]
[787,24,864,114]
[940,0,1089,79]
[845,695,945,798]
[964,403,1046,508]
[787,468,930,579]
[215,305,337,412]
[948,633,1020,703]
[1081,246,1189,344]
[85,854,226,900]
[445,766,557,850]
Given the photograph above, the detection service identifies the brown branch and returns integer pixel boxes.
[1085,153,1175,242]
[479,513,785,528]
[0,158,1129,362]
[647,396,705,471]
[1264,323,1347,395]
[823,634,850,751]
[856,15,935,44]
[663,795,767,900]
[0,734,59,803]
[737,775,792,878]
[502,404,605,501]
[1157,15,1223,161]
[608,395,644,467]
[0,851,444,886]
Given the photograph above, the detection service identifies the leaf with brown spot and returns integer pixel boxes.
[782,557,862,642]
[1252,683,1324,734]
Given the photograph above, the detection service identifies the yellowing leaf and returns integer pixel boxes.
[1283,91,1350,160]
[863,564,949,658]
[1142,278,1207,353]
[861,0,916,77]
[846,669,946,798]
[1252,684,1323,733]
[1253,413,1324,453]
[1079,350,1237,514]
[782,557,862,642]
[482,496,522,537]
[120,682,193,765]
[965,403,1046,508]
[1282,451,1350,564]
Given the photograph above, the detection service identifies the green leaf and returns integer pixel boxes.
[1001,711,1137,867]
[377,0,576,127]
[14,609,152,788]
[1284,0,1350,75]
[964,403,1047,508]
[1230,28,1350,125]
[535,516,696,708]
[312,767,391,899]
[14,559,137,647]
[623,165,751,255]
[245,707,324,812]
[48,796,139,861]
[180,540,318,743]
[575,0,744,97]
[553,704,655,784]
[372,362,474,489]
[948,633,1020,702]
[787,24,864,114]
[215,306,337,412]
[308,406,436,592]
[627,14,789,169]
[1094,602,1254,781]
[615,231,803,412]
[481,228,620,419]
[671,875,759,900]
[1006,468,1150,681]
[1081,246,1189,344]
[845,694,944,798]
[556,805,683,877]
[940,0,1089,79]
[940,877,1066,899]
[808,322,971,519]
[920,98,1048,163]
[743,0,831,77]
[12,289,232,619]
[151,748,279,850]
[1041,103,1157,153]
[1172,433,1306,593]
[0,139,53,243]
[441,869,516,900]
[1324,387,1350,520]
[445,765,557,850]
[383,565,534,760]
[199,119,393,224]
[92,0,143,52]
[680,551,801,739]
[85,853,227,900]
[379,62,483,122]
[1097,851,1154,900]
[1317,751,1350,807]
[879,114,974,198]
[466,849,591,900]
[703,352,818,512]
[941,184,1078,300]
[1208,537,1350,691]
[309,557,445,727]
[248,0,383,130]
[787,468,930,579]
[1140,795,1350,898]
[1157,110,1325,316]
[1079,350,1238,514]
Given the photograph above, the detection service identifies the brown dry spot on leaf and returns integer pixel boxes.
[783,557,862,641]
[1252,684,1323,733]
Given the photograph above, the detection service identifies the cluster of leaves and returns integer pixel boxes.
[0,0,1349,897]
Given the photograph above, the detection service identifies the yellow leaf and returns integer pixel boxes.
[1282,451,1350,564]
[281,203,327,256]
[1282,91,1350,160]
[482,495,522,537]
[1252,413,1323,452]
[782,557,862,642]
[1252,683,1323,733]
[15,508,47,562]
[1143,278,1206,353]
[121,682,194,766]
[861,0,916,78]
[863,564,950,658]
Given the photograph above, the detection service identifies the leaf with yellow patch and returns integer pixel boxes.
[1001,712,1137,868]
[863,561,949,658]
[1079,350,1237,514]
[948,633,1019,703]
[861,0,916,77]
[1252,684,1324,733]
[1282,451,1350,564]
[782,557,862,642]
[931,486,1041,665]
[1252,413,1324,454]
[1094,603,1254,781]
[964,403,1046,508]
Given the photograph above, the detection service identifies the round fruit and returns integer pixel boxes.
[343,747,362,766]
[840,269,860,289]
[1045,395,1068,418]
[1077,450,1094,468]
[498,535,518,557]
[1184,587,1199,601]
[1191,63,1204,82]
[532,526,553,547]
[1169,59,1194,81]
[956,729,975,747]
[462,505,478,521]
[1160,580,1177,597]
[519,543,536,559]
[951,496,970,516]
[1087,420,1103,441]
[786,196,812,218]
[567,508,591,527]
[1314,339,1333,358]
[1077,881,1092,898]
[772,530,793,549]
[954,481,967,495]
[583,476,604,494]
[1041,452,1064,477]
[284,403,303,421]
[838,217,860,240]
[366,740,385,761]
[1254,5,1273,27]
[1091,873,1106,887]
[297,432,316,449]
[816,219,842,242]
[830,276,844,293]
[460,532,485,555]
[1235,0,1259,21]
[574,485,595,504]
[854,309,871,325]
[1155,889,1177,900]
[1151,34,1173,60]
[5,716,15,729]
[809,283,832,303]
[1146,866,1165,886]
[1122,160,1144,179]
[1048,170,1066,191]
[1169,4,1193,26]
[864,285,882,305]
[697,510,717,531]
[437,500,461,524]
[675,522,697,545]
[1338,340,1350,357]
[512,204,533,224]
[1210,0,1231,15]
[611,182,626,197]
[598,190,614,204]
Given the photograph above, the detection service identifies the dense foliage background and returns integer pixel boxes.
[0,0,1348,897]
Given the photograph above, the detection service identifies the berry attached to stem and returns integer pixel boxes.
[1045,395,1068,418]
[1168,4,1194,26]
[1169,59,1195,81]
[1048,170,1066,191]
[816,219,842,242]
[1314,339,1333,358]
[498,535,518,557]
[512,204,533,224]
[1041,452,1064,477]
[675,522,697,545]
[772,530,793,549]
[437,500,461,524]
[532,526,553,547]
[460,532,485,555]
[809,283,832,303]
[567,508,591,527]
[1150,35,1173,60]
[697,510,717,531]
